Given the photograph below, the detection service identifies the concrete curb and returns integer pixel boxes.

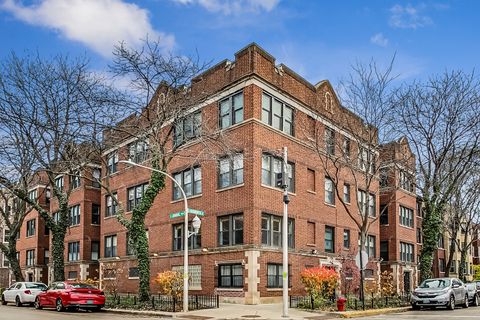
[104,308,174,317]
[327,306,411,318]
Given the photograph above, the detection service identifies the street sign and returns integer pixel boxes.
[169,208,205,219]
[355,250,368,270]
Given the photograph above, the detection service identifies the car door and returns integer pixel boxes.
[4,283,18,302]
[52,282,65,305]
[45,283,57,306]
[9,283,23,302]
[452,279,464,303]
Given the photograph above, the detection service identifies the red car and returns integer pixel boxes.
[34,281,105,312]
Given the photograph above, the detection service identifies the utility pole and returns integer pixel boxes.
[282,147,289,318]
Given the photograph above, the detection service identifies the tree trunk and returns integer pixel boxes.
[51,227,66,281]
[419,202,443,282]
[6,247,24,282]
[458,249,468,281]
[126,165,165,302]
[444,235,457,277]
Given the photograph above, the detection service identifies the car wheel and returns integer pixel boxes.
[55,298,64,312]
[412,303,421,310]
[15,296,22,307]
[463,295,469,308]
[1,295,7,305]
[34,297,42,310]
[474,295,480,307]
[448,295,455,310]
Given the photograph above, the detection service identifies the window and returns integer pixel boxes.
[3,256,9,268]
[104,235,117,258]
[128,140,148,163]
[67,271,78,280]
[219,91,243,129]
[261,93,294,135]
[92,204,100,225]
[399,170,414,193]
[343,137,351,158]
[173,167,202,200]
[91,241,99,261]
[69,205,80,226]
[307,222,315,245]
[70,171,81,189]
[26,249,35,266]
[105,193,117,217]
[416,228,422,244]
[68,242,80,261]
[103,269,116,279]
[126,232,135,256]
[218,154,244,189]
[343,229,350,249]
[218,264,243,288]
[173,111,202,147]
[172,265,202,290]
[450,260,457,273]
[400,242,414,263]
[343,184,350,203]
[380,241,389,261]
[262,154,294,192]
[26,219,35,237]
[127,183,148,211]
[55,176,64,191]
[267,264,291,288]
[28,189,37,201]
[44,250,49,265]
[379,205,388,225]
[172,223,201,251]
[218,214,243,246]
[359,234,377,258]
[436,236,444,248]
[358,191,376,217]
[107,152,118,174]
[3,229,9,243]
[399,206,414,227]
[325,127,335,155]
[379,168,388,188]
[358,148,375,173]
[325,226,335,253]
[92,168,101,188]
[307,169,315,192]
[261,214,294,248]
[324,177,335,205]
[364,269,374,278]
[128,267,139,278]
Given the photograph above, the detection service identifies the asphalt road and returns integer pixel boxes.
[371,306,480,320]
[0,305,167,320]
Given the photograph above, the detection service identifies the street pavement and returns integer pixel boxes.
[370,307,480,320]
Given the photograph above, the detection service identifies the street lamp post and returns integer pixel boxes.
[119,160,198,312]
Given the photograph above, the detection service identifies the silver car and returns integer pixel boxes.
[465,282,479,307]
[411,278,468,310]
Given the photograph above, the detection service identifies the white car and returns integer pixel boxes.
[1,282,47,307]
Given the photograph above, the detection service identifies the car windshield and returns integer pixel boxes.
[69,283,96,289]
[25,283,47,289]
[419,279,450,289]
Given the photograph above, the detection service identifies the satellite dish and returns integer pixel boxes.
[355,250,368,270]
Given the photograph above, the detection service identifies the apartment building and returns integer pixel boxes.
[379,137,419,293]
[98,43,381,304]
[47,166,102,283]
[15,172,50,284]
[473,225,480,265]
[0,194,12,287]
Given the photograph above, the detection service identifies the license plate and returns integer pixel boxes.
[423,300,430,303]
[87,300,93,304]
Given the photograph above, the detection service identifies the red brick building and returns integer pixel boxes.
[98,43,382,304]
[379,137,419,293]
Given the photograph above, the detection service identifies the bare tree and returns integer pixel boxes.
[0,52,120,282]
[102,37,232,302]
[300,58,404,301]
[393,70,480,281]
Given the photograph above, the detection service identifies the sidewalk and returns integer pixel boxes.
[106,303,333,319]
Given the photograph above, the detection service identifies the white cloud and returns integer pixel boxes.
[389,3,433,29]
[370,33,388,47]
[0,0,175,57]
[171,0,280,15]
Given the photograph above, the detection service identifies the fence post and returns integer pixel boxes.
[354,298,358,310]
[216,295,219,308]
[310,295,314,309]
[152,296,155,309]
[133,295,137,306]
[173,296,176,313]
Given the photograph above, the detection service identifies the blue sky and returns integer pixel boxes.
[1,0,479,87]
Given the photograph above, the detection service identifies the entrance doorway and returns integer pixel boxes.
[403,271,411,293]
[27,273,33,282]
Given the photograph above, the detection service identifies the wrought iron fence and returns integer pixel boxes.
[105,293,219,312]
[290,294,411,311]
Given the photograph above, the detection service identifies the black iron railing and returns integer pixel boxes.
[290,294,411,311]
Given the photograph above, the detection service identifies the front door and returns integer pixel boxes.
[27,273,33,282]
[403,271,411,293]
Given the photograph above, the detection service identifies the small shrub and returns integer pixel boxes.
[300,266,339,302]
[154,270,183,298]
